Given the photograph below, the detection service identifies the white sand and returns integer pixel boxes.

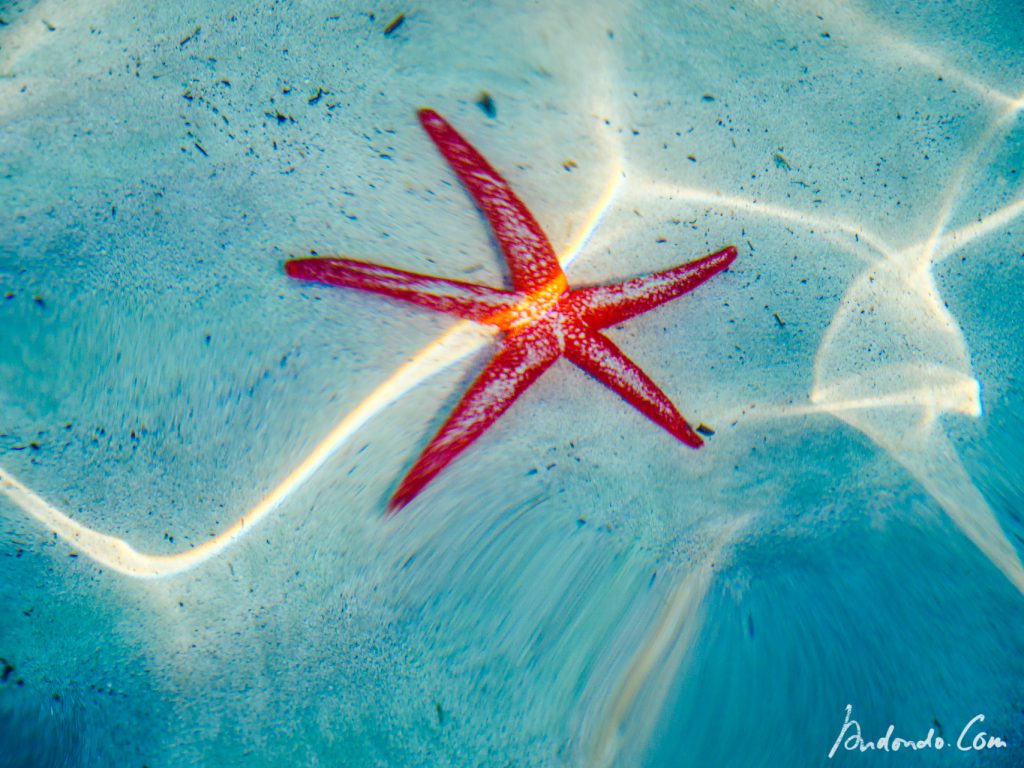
[1,0,1022,765]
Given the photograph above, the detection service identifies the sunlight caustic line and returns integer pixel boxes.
[639,179,894,262]
[0,0,118,74]
[919,90,1024,269]
[725,375,981,425]
[936,195,1024,262]
[817,0,1022,112]
[584,517,749,768]
[870,29,1019,112]
[0,147,623,579]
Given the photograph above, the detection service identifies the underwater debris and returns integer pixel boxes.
[476,91,496,118]
[383,13,405,36]
[267,110,296,125]
[179,26,201,47]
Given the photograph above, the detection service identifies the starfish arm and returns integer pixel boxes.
[285,257,522,324]
[569,245,736,328]
[417,109,567,296]
[389,323,561,512]
[564,327,704,448]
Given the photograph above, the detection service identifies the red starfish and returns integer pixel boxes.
[286,109,736,512]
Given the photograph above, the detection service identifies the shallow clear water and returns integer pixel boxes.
[1,0,1022,766]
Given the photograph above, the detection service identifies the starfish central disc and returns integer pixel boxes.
[285,109,736,512]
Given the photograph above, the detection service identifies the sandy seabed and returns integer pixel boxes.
[1,1,1023,766]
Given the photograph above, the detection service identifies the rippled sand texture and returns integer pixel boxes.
[1,0,1022,766]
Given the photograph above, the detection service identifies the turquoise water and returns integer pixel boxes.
[1,0,1022,765]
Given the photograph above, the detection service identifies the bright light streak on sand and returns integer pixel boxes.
[733,375,981,425]
[0,0,118,77]
[936,195,1024,262]
[639,180,894,262]
[0,147,623,579]
[584,517,749,768]
[919,90,1024,268]
[805,0,1021,112]
[869,29,1019,111]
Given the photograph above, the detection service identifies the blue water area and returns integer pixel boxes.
[1,0,1023,766]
